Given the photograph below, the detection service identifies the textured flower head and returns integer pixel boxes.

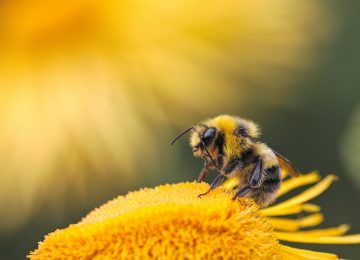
[29,172,360,259]
[33,183,278,259]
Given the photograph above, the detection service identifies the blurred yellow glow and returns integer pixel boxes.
[0,0,334,232]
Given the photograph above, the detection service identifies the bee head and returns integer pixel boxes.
[190,127,216,153]
[171,124,219,168]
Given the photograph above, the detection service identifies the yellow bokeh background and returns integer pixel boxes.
[0,0,335,232]
[1,0,360,259]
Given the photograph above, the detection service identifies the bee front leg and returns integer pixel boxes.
[216,154,224,171]
[198,174,227,197]
[222,158,243,176]
[197,154,224,182]
[197,161,210,183]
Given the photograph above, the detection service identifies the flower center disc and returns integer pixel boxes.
[29,182,279,259]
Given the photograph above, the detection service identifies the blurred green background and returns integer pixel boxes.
[0,0,359,259]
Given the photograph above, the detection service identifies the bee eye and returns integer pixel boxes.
[203,128,215,141]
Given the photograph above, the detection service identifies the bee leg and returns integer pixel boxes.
[216,153,224,171]
[222,158,243,175]
[232,185,251,200]
[249,158,263,188]
[197,161,210,183]
[198,174,227,198]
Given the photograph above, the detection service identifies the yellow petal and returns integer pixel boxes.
[276,232,360,244]
[261,175,337,216]
[268,213,323,231]
[260,203,320,217]
[277,172,320,197]
[302,204,321,213]
[278,250,305,260]
[279,245,338,260]
[289,225,350,237]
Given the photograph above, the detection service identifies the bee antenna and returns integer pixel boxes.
[170,126,194,146]
[202,141,219,169]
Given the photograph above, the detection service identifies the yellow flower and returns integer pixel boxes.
[28,172,360,259]
[0,0,335,232]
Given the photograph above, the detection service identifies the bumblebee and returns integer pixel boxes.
[171,115,300,207]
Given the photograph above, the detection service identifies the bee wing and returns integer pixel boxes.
[274,151,300,177]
